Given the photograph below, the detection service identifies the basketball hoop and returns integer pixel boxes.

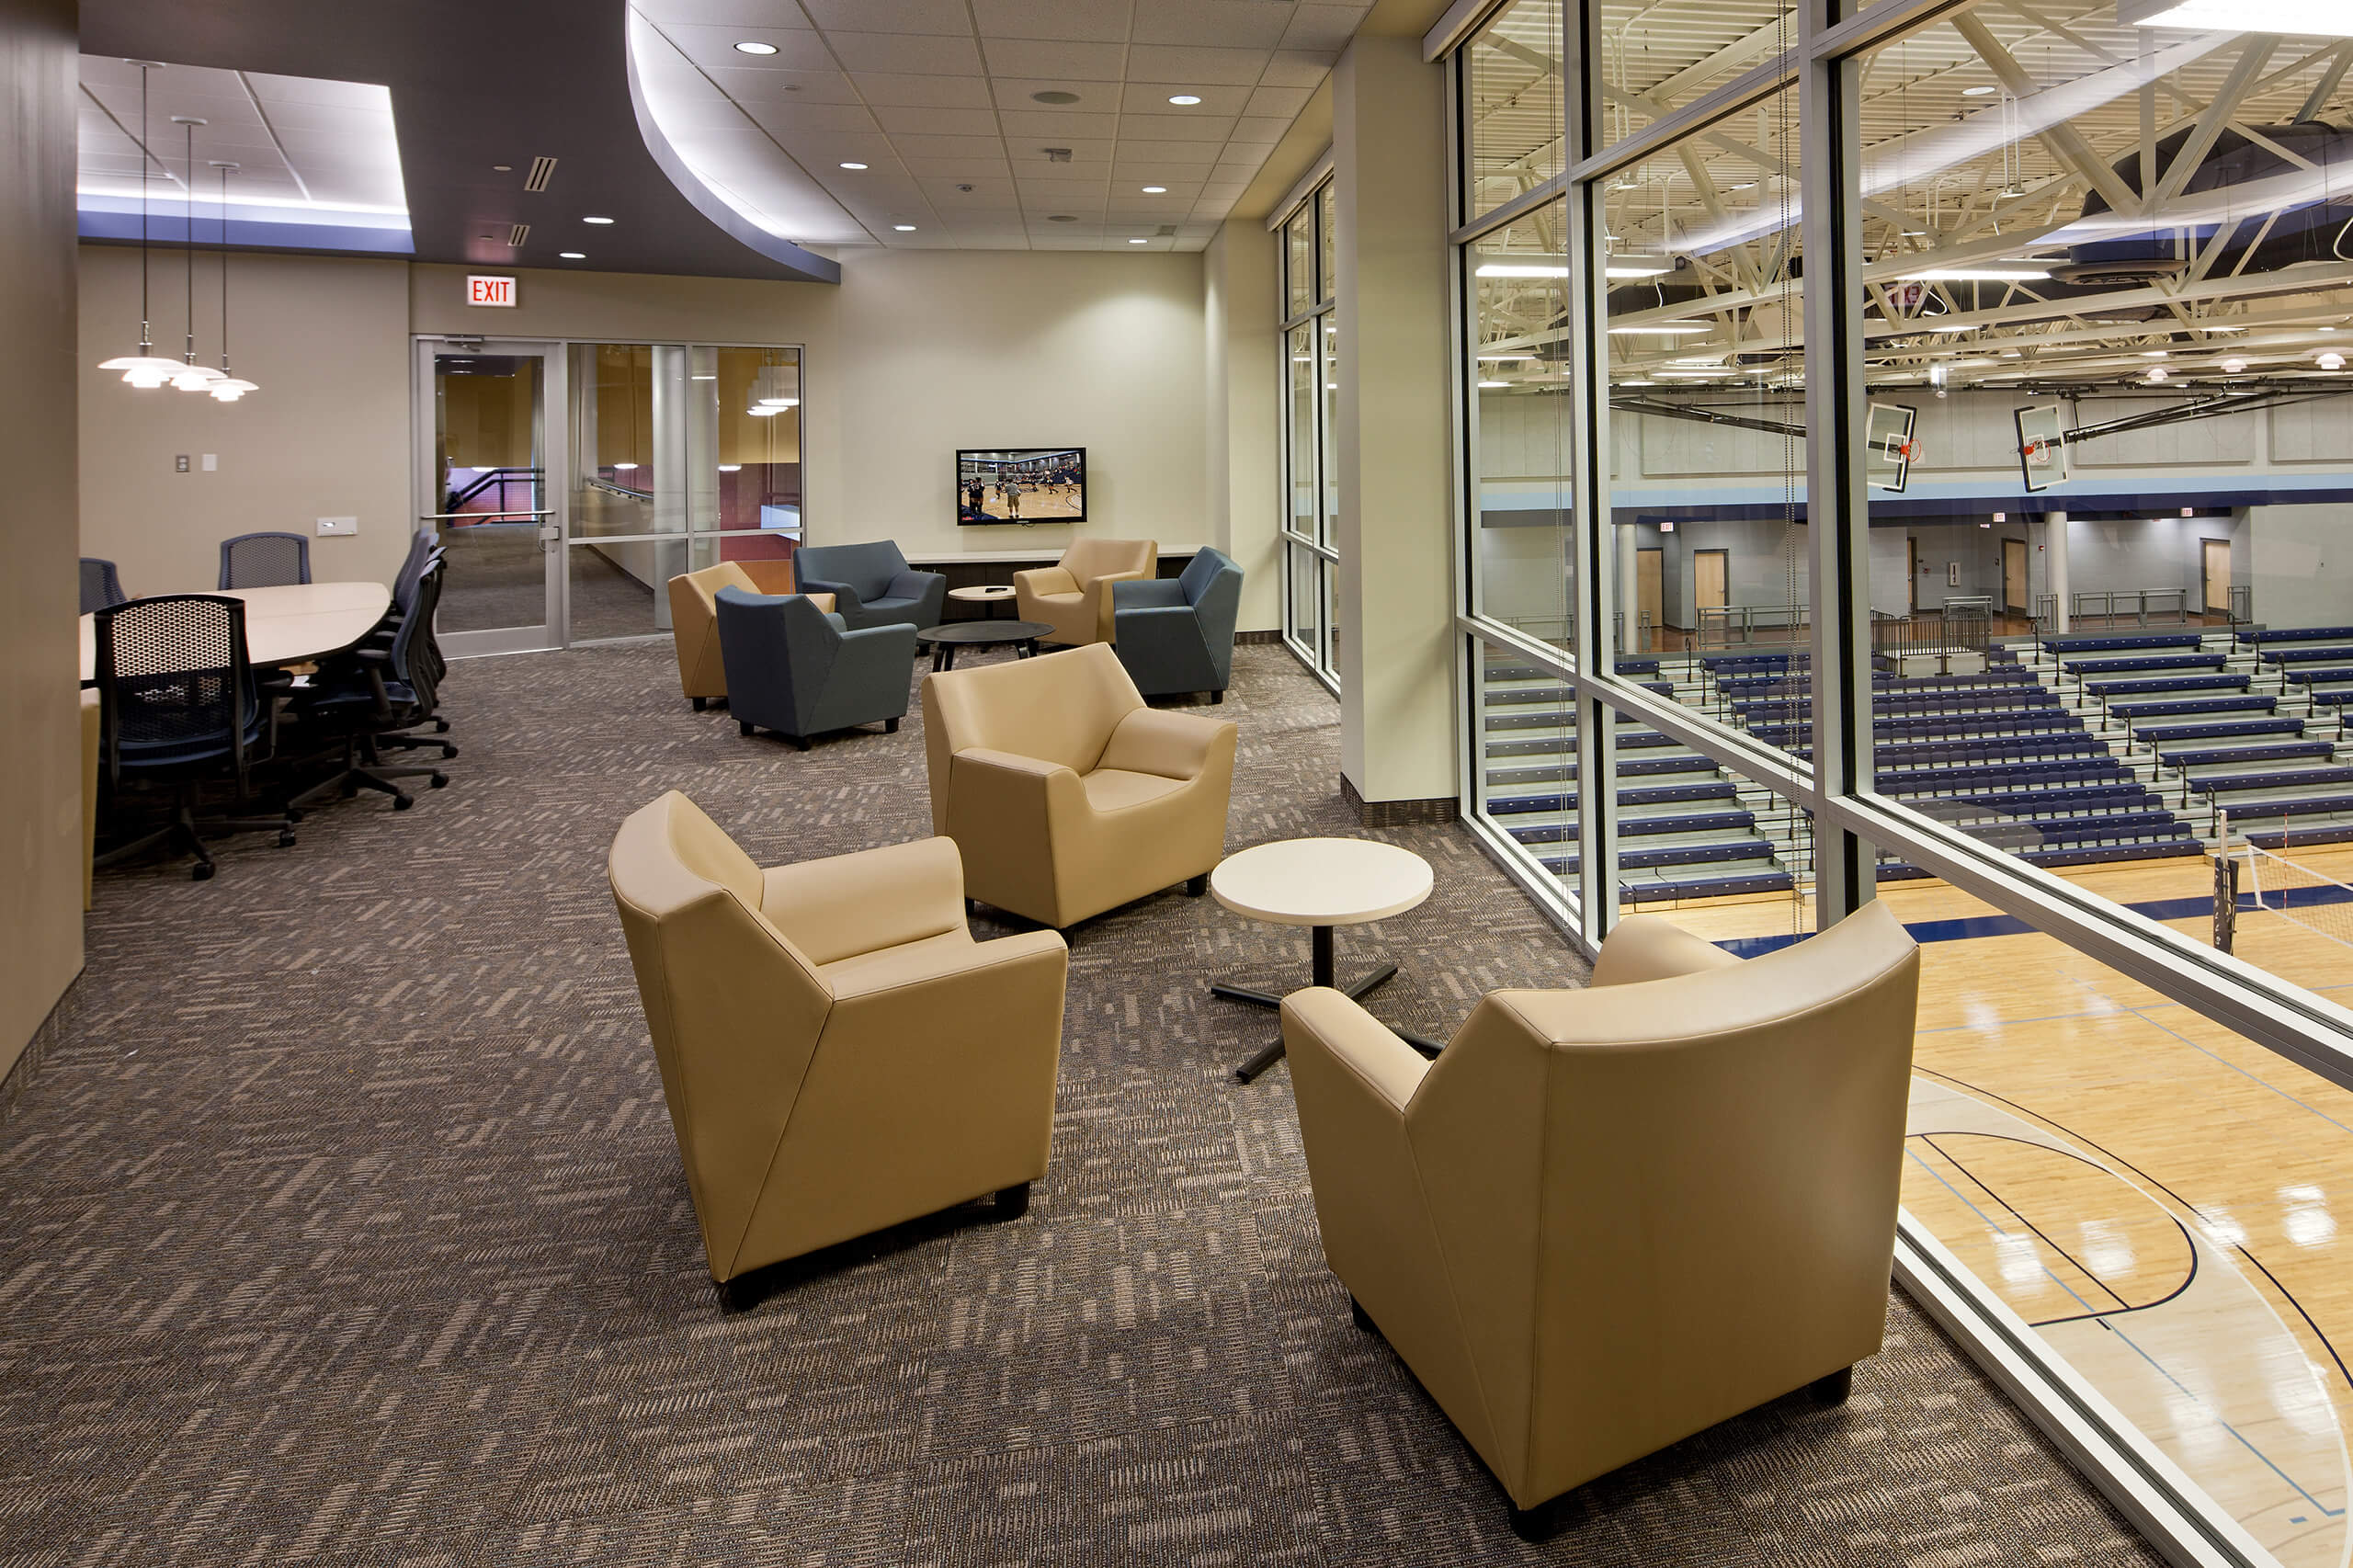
[2021,437,2052,468]
[1887,436,1923,465]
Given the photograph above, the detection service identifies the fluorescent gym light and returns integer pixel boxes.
[610,462,639,470]
[1477,263,1569,278]
[1608,323,1712,335]
[1477,380,1509,388]
[1896,267,2051,281]
[2118,0,2353,31]
[1605,264,1668,278]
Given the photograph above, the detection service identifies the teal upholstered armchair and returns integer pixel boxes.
[790,540,947,632]
[1111,548,1244,702]
[714,586,916,749]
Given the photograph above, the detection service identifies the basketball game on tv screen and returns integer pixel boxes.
[957,448,1086,526]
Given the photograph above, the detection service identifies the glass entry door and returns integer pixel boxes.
[414,337,568,656]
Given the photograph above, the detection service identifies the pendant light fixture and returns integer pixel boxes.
[96,62,186,388]
[207,161,257,401]
[168,117,225,392]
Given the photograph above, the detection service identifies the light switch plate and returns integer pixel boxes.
[316,517,358,537]
[201,453,218,472]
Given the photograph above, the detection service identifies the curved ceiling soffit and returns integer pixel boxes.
[623,16,842,287]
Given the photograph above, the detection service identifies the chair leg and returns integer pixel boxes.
[715,1275,759,1313]
[792,735,812,753]
[692,697,707,711]
[884,716,900,734]
[1210,688,1224,704]
[1349,1294,1374,1333]
[1807,1366,1855,1405]
[1186,873,1209,896]
[989,1182,1030,1221]
[739,721,755,736]
[1507,1498,1561,1545]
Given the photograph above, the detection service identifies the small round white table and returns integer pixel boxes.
[949,584,1018,619]
[1209,837,1439,1083]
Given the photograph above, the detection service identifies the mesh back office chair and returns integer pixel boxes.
[218,531,313,589]
[290,561,452,809]
[80,558,128,616]
[93,594,296,881]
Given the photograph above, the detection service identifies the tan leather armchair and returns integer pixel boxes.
[608,790,1068,1307]
[922,642,1236,928]
[1014,538,1157,647]
[1280,902,1920,1538]
[666,560,831,708]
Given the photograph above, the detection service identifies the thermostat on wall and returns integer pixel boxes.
[316,517,358,537]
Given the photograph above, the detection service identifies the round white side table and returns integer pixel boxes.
[948,584,1018,619]
[1209,837,1439,1083]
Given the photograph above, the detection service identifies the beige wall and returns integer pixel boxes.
[79,245,413,594]
[2,0,83,1082]
[833,249,1209,560]
[1204,220,1282,633]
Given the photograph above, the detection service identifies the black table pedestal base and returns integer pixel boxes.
[1217,926,1442,1084]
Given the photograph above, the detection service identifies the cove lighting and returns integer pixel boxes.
[583,215,615,224]
[2117,0,2353,33]
[1167,94,1201,105]
[1477,263,1568,278]
[733,40,779,54]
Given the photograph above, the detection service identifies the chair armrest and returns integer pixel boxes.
[1281,987,1433,1116]
[953,746,1082,793]
[840,621,918,654]
[1016,566,1077,597]
[1588,914,1745,987]
[799,576,864,616]
[759,835,967,965]
[826,926,1067,1004]
[886,568,943,602]
[1084,568,1153,641]
[1112,578,1188,610]
[1098,706,1234,780]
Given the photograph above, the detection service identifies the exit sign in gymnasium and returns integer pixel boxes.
[466,275,517,307]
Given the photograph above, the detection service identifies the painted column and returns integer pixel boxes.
[1333,31,1454,811]
[2044,509,2070,634]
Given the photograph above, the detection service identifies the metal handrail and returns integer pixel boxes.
[418,509,555,521]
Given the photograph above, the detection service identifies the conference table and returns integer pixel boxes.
[79,581,393,684]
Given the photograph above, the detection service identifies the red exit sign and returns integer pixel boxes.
[466,275,517,307]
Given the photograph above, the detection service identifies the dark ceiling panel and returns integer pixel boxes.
[80,0,840,284]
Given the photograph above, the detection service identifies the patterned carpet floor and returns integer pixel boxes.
[0,641,2163,1566]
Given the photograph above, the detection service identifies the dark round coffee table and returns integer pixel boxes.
[916,619,1055,672]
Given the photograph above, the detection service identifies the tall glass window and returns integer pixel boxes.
[1444,2,2353,1559]
[1279,179,1339,690]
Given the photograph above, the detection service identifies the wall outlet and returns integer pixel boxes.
[316,517,358,537]
[175,454,189,473]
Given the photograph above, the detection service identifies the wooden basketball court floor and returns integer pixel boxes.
[1636,845,2353,1567]
[969,485,1084,523]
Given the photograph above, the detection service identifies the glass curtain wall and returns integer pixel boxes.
[566,342,804,642]
[1279,180,1340,690]
[1448,0,2353,1560]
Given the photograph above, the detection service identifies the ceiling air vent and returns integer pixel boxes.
[523,156,558,192]
[508,223,530,246]
[1156,224,1176,236]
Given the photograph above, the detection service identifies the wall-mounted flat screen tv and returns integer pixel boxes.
[958,449,1086,526]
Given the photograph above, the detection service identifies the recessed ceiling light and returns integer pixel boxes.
[2220,357,2248,373]
[1048,214,1077,222]
[718,463,743,472]
[733,40,779,55]
[1129,237,1148,244]
[893,223,916,231]
[493,164,511,172]
[1961,85,1997,96]
[1167,94,1202,105]
[1142,185,1167,194]
[559,251,585,259]
[583,215,615,224]
[1031,89,1081,105]
[1727,181,1757,191]
[840,161,868,170]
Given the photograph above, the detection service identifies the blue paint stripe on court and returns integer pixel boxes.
[1712,880,2353,958]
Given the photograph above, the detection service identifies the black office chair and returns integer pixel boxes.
[290,561,452,809]
[80,558,128,615]
[93,595,297,881]
[219,531,312,589]
[368,536,453,754]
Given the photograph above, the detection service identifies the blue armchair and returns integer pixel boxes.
[790,540,946,634]
[715,586,916,750]
[1111,548,1244,702]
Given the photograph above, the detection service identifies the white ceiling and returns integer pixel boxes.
[628,0,1371,251]
[77,55,409,230]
